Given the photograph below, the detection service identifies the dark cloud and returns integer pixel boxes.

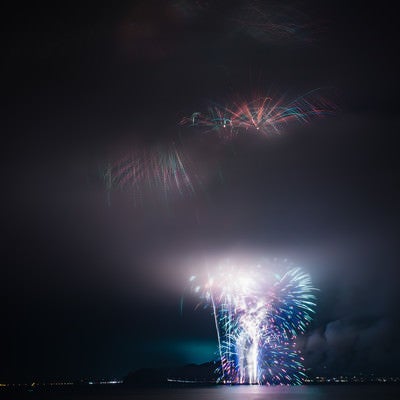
[302,316,400,375]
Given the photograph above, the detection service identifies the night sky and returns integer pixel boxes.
[2,0,399,382]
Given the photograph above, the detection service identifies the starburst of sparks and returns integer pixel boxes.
[230,0,314,44]
[180,90,336,139]
[190,260,317,385]
[104,143,200,206]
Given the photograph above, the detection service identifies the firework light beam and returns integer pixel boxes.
[189,259,317,384]
[180,90,336,139]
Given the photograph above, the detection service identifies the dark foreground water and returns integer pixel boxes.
[107,385,398,400]
[2,385,400,400]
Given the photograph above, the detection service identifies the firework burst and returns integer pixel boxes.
[189,259,317,384]
[180,90,335,139]
[104,143,201,206]
[230,0,314,44]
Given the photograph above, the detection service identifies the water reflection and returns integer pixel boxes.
[22,385,400,400]
[117,384,400,400]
